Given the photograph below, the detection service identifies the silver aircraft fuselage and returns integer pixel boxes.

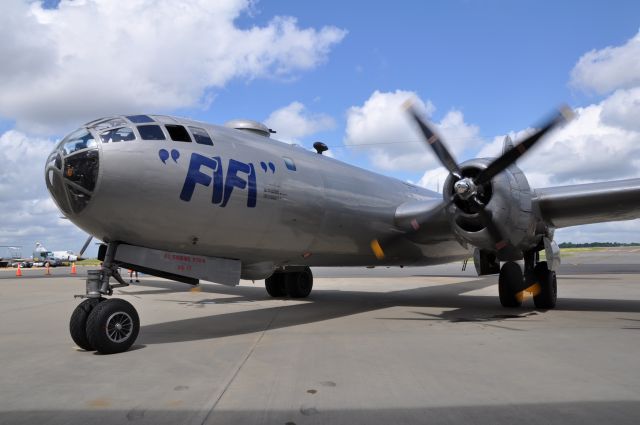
[46,115,469,279]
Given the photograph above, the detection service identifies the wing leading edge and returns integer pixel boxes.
[533,178,640,228]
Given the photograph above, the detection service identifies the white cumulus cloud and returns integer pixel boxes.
[570,30,640,94]
[0,130,89,253]
[264,101,335,144]
[344,90,482,172]
[0,0,346,132]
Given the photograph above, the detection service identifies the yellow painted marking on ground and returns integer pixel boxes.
[88,399,111,408]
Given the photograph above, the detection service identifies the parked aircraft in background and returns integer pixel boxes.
[33,242,82,266]
[45,105,640,354]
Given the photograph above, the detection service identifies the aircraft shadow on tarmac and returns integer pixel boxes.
[130,276,640,346]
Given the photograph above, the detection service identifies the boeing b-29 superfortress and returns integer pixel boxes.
[45,104,640,354]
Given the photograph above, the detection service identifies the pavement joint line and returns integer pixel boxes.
[189,308,279,425]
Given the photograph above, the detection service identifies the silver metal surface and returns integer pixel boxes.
[534,179,640,228]
[114,244,242,286]
[44,113,640,282]
[85,270,102,298]
[544,237,561,271]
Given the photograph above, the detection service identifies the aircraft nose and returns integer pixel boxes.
[45,128,100,215]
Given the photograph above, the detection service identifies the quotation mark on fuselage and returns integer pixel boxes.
[260,161,276,173]
[159,149,180,164]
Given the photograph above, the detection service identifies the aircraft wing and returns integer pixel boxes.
[533,178,640,228]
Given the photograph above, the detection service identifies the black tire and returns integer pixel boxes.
[285,267,313,298]
[69,298,104,351]
[265,273,287,297]
[499,261,523,308]
[86,298,140,354]
[533,261,557,309]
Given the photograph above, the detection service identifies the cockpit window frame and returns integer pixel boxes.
[60,128,98,156]
[188,126,214,146]
[99,126,136,143]
[126,115,155,124]
[137,124,167,141]
[92,118,128,132]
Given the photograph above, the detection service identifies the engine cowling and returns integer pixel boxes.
[443,158,538,261]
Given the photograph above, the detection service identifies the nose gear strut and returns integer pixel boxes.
[69,242,140,354]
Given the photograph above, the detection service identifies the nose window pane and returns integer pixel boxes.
[62,129,97,155]
[46,169,71,215]
[100,127,135,143]
[93,118,128,131]
[63,150,99,191]
[127,115,155,123]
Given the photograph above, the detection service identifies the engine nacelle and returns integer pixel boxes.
[443,158,537,261]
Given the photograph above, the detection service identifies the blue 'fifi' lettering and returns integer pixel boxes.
[180,153,257,208]
[221,160,256,208]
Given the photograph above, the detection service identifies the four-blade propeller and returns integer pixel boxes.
[371,102,574,260]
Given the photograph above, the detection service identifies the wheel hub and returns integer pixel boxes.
[106,311,133,343]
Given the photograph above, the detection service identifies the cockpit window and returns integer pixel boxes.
[165,125,192,142]
[138,125,166,140]
[93,118,128,131]
[127,115,154,123]
[62,129,97,156]
[100,127,135,143]
[189,126,213,146]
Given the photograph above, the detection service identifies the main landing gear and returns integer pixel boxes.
[498,251,557,309]
[69,243,140,354]
[265,266,313,298]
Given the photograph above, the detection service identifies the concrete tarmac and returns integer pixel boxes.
[1,249,640,424]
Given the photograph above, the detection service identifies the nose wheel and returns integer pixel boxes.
[70,243,140,354]
[70,298,140,354]
[69,297,104,351]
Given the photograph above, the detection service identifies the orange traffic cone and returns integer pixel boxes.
[71,262,77,275]
[16,264,22,277]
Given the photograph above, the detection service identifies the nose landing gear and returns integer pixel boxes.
[69,243,140,354]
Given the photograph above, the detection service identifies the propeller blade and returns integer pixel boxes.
[371,199,453,260]
[79,235,93,258]
[474,106,574,186]
[404,101,462,176]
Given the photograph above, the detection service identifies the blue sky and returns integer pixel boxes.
[1,0,640,256]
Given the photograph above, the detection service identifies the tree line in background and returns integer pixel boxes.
[559,242,640,248]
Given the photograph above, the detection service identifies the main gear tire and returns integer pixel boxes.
[265,273,287,297]
[533,261,557,309]
[499,261,523,308]
[285,267,313,298]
